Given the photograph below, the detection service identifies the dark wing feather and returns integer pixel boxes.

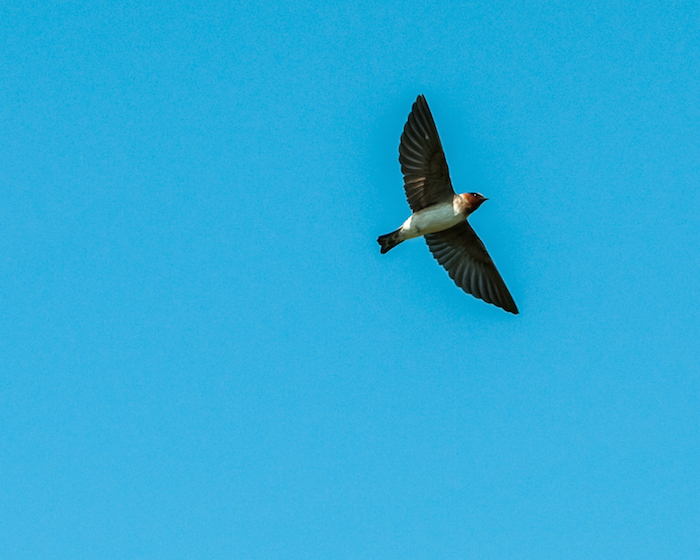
[399,95,455,212]
[425,222,519,314]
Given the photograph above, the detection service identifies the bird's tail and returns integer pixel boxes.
[377,229,403,254]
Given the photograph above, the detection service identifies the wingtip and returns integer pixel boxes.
[492,293,519,315]
[501,297,519,315]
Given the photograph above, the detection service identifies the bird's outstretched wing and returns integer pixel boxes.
[425,222,519,314]
[399,95,455,212]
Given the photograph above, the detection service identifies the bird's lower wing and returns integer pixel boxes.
[425,222,518,314]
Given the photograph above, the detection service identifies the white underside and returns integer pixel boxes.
[399,201,464,240]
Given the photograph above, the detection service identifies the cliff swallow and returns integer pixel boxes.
[378,95,518,314]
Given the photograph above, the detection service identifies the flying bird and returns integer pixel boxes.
[378,95,518,314]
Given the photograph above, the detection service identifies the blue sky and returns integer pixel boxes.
[2,0,700,558]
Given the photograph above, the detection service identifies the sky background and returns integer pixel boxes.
[2,0,700,558]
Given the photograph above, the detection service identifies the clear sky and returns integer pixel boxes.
[2,1,700,558]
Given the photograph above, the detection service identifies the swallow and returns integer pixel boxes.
[378,95,518,314]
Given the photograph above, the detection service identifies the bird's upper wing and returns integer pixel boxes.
[425,222,519,314]
[399,95,455,212]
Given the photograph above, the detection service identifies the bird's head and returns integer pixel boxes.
[460,192,488,212]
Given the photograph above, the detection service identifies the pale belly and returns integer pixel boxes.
[400,202,464,240]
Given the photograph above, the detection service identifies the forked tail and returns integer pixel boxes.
[377,229,403,254]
